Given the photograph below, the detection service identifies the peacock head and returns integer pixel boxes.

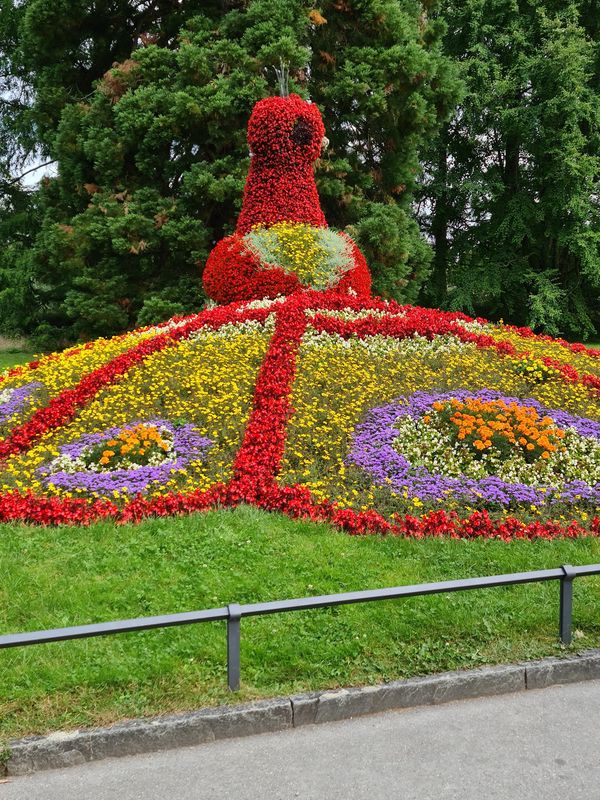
[247,94,327,165]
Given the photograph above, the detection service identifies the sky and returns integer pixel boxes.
[20,158,57,187]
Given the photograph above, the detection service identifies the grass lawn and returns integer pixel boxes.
[0,351,36,371]
[1,504,599,742]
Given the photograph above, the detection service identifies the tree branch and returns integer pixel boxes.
[2,160,57,187]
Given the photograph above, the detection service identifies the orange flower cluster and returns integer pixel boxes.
[429,397,565,461]
[96,424,170,467]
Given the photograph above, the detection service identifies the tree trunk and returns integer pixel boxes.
[431,130,449,304]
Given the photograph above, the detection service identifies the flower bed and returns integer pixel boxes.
[0,290,598,538]
[39,421,212,496]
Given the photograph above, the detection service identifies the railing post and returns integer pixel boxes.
[559,565,576,645]
[227,604,241,691]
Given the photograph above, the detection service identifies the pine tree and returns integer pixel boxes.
[309,0,462,299]
[0,183,39,336]
[419,0,600,338]
[0,0,213,161]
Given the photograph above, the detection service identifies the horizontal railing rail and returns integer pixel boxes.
[1,563,599,691]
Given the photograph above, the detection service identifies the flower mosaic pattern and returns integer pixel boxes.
[349,390,600,508]
[1,93,596,538]
[39,421,212,496]
[0,290,598,538]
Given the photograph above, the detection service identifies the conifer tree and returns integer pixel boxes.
[309,0,461,299]
[419,0,600,338]
[0,0,459,345]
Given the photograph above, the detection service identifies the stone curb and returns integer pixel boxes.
[6,649,600,776]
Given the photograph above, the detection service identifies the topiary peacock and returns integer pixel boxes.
[202,92,371,304]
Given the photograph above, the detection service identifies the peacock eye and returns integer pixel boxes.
[290,117,314,146]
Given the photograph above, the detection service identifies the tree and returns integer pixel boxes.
[419,0,600,338]
[0,183,40,338]
[0,0,214,164]
[11,2,310,345]
[308,0,462,300]
[0,0,460,345]
[0,0,218,345]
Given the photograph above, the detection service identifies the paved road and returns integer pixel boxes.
[3,680,600,800]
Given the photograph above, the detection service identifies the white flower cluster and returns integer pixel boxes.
[302,329,475,358]
[188,314,275,343]
[307,307,405,321]
[393,416,600,488]
[0,386,14,405]
[138,317,195,336]
[236,296,287,311]
[455,319,492,334]
[547,432,600,487]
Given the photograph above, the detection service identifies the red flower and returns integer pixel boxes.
[202,94,372,303]
[237,94,327,234]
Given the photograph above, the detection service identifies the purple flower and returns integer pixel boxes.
[348,390,600,507]
[0,381,43,426]
[38,420,212,496]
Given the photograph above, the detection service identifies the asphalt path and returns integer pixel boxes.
[3,680,600,799]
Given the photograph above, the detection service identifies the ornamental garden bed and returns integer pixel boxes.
[0,292,598,537]
[0,319,599,741]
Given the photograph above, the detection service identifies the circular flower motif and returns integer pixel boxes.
[349,390,600,507]
[39,420,212,497]
[0,381,43,426]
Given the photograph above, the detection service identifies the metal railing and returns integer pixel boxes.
[1,563,599,691]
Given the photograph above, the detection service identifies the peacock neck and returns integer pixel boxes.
[236,160,327,235]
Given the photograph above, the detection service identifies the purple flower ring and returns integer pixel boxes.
[0,381,43,426]
[38,420,212,496]
[349,390,600,508]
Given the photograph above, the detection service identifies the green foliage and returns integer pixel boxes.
[2,1,600,343]
[1,1,311,344]
[0,184,40,338]
[309,0,462,299]
[1,0,214,155]
[0,0,457,346]
[352,202,433,301]
[136,296,186,327]
[419,0,600,338]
